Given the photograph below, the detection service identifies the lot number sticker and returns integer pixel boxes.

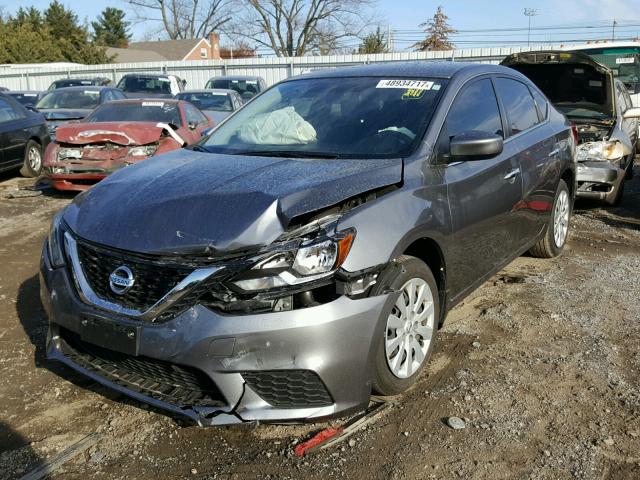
[376,79,435,90]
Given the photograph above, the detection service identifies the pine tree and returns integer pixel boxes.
[413,6,457,52]
[92,8,131,48]
[357,27,388,54]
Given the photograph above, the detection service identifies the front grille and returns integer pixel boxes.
[242,370,333,408]
[75,240,193,312]
[60,328,226,407]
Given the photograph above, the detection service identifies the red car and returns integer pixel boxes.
[43,99,215,191]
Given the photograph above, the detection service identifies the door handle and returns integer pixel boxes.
[548,148,560,157]
[503,168,520,181]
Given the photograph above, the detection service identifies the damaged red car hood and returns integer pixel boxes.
[54,122,170,146]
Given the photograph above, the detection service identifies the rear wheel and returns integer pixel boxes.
[20,140,43,177]
[529,179,571,258]
[371,255,439,396]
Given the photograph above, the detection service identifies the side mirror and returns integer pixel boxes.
[450,131,503,159]
[623,107,640,119]
[188,121,197,130]
[26,106,39,113]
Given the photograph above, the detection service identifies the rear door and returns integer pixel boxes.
[493,77,558,245]
[440,76,524,299]
[0,95,29,168]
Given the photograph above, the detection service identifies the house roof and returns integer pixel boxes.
[106,47,167,63]
[127,39,209,61]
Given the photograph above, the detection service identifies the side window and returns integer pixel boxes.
[530,88,548,121]
[184,103,207,125]
[444,78,504,139]
[0,97,22,123]
[494,77,540,136]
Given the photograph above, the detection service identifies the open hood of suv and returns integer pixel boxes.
[501,50,615,120]
[64,150,402,254]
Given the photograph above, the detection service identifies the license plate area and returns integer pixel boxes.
[80,316,140,356]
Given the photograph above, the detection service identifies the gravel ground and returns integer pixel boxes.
[0,163,639,480]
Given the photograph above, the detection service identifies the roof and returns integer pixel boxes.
[119,72,175,79]
[106,47,167,63]
[178,89,237,95]
[208,75,263,81]
[107,98,180,105]
[126,39,208,61]
[561,41,640,51]
[47,86,112,92]
[290,61,507,81]
[6,90,41,94]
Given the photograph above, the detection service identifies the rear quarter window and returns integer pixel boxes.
[531,88,549,121]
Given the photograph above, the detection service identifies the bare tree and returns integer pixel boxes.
[236,0,376,57]
[413,6,457,52]
[127,0,234,39]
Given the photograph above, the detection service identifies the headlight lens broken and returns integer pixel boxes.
[576,141,624,162]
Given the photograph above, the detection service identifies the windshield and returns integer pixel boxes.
[36,90,101,110]
[579,47,640,86]
[85,101,182,126]
[8,93,39,106]
[117,76,172,94]
[205,79,260,98]
[177,92,233,112]
[203,77,446,159]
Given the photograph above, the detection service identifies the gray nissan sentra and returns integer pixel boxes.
[40,62,576,425]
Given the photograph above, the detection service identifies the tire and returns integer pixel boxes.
[19,140,43,177]
[611,179,625,206]
[371,255,440,396]
[529,179,571,258]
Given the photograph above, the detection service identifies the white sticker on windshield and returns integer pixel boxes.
[616,57,635,64]
[574,68,584,74]
[376,79,434,90]
[247,80,258,84]
[24,93,37,97]
[158,78,171,82]
[142,101,165,107]
[84,90,100,95]
[589,80,603,87]
[209,92,228,96]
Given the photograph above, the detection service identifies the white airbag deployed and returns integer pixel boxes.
[238,107,316,145]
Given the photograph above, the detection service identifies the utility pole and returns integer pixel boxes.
[524,8,538,46]
[612,20,617,41]
[387,24,393,52]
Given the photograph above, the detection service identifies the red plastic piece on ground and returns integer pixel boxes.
[294,427,344,456]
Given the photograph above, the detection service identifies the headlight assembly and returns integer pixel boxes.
[231,230,355,293]
[47,210,67,268]
[576,141,624,162]
[128,145,158,157]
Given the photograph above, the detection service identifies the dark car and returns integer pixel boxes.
[204,75,266,102]
[6,91,44,108]
[0,92,49,177]
[116,73,186,99]
[47,77,113,91]
[41,62,575,425]
[43,99,214,191]
[176,89,242,124]
[501,51,640,205]
[35,86,126,139]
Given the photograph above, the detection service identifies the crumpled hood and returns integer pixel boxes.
[64,150,402,254]
[40,109,92,121]
[54,122,168,146]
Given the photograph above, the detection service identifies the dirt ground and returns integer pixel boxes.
[0,163,639,480]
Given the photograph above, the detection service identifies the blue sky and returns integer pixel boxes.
[7,0,640,49]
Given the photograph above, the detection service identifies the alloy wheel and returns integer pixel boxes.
[28,146,42,172]
[553,189,570,248]
[385,277,435,379]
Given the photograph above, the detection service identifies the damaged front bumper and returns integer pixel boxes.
[576,160,625,204]
[44,162,130,191]
[40,244,393,426]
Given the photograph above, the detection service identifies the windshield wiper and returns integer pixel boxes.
[190,144,210,153]
[229,150,341,159]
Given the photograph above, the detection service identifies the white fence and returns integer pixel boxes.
[0,44,562,91]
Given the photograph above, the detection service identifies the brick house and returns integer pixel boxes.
[107,33,221,63]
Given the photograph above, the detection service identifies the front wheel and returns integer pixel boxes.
[371,255,440,396]
[20,140,43,177]
[529,179,571,258]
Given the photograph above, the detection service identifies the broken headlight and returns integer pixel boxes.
[231,230,355,293]
[57,148,82,160]
[576,141,624,162]
[128,145,158,157]
[47,210,66,268]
